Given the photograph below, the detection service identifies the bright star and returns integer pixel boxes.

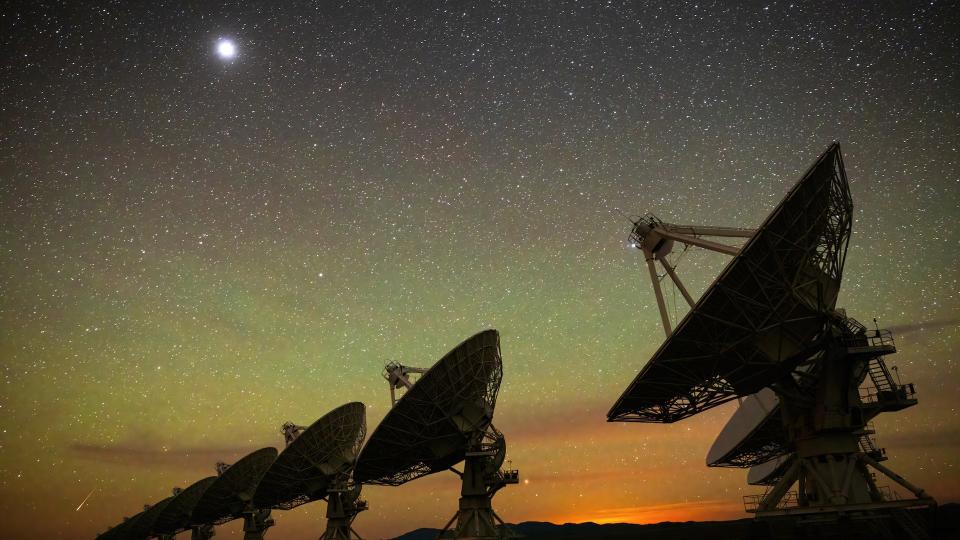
[216,40,237,59]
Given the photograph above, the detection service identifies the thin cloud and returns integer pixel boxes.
[69,441,264,468]
[880,428,960,449]
[554,499,742,525]
[884,317,959,336]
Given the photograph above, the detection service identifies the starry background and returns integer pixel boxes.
[1,1,958,539]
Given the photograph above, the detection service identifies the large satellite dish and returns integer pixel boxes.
[254,402,368,540]
[254,402,366,509]
[355,330,503,486]
[151,476,218,536]
[190,447,277,526]
[607,143,936,533]
[608,143,853,423]
[355,329,519,539]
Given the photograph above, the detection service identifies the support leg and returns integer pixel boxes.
[658,256,696,308]
[645,251,672,337]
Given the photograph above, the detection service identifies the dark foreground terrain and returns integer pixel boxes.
[393,503,959,539]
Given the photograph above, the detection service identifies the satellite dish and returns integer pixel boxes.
[123,496,175,539]
[95,510,143,540]
[355,329,519,539]
[608,143,853,423]
[190,447,278,536]
[747,454,793,486]
[608,143,936,531]
[706,388,785,468]
[254,402,368,540]
[152,476,218,536]
[254,402,365,509]
[355,330,503,485]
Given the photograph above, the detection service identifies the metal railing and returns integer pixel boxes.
[860,382,916,404]
[845,329,896,349]
[744,491,799,512]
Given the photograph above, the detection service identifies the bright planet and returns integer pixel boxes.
[216,39,236,59]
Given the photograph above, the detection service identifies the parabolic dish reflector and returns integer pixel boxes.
[706,388,786,467]
[191,447,278,525]
[124,496,174,538]
[254,402,366,509]
[747,454,793,486]
[152,476,218,535]
[96,511,143,540]
[354,329,502,486]
[608,143,852,423]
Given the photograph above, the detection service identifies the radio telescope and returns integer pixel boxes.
[152,476,218,538]
[354,329,520,539]
[190,447,278,539]
[95,402,365,540]
[253,402,368,540]
[95,510,143,540]
[122,496,174,539]
[608,143,935,536]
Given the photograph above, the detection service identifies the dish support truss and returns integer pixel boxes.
[629,213,756,337]
[437,424,520,540]
[321,483,367,540]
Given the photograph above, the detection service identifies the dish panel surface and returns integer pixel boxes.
[96,511,143,540]
[254,402,366,509]
[152,476,218,535]
[191,447,278,525]
[355,329,502,486]
[707,388,787,467]
[747,454,793,485]
[125,496,174,538]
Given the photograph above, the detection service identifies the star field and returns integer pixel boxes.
[1,2,958,539]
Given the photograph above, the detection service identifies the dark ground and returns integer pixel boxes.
[392,503,959,539]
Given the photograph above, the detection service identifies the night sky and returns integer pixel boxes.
[2,1,958,539]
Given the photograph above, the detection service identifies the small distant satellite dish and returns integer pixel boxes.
[95,510,144,540]
[123,496,175,538]
[152,476,218,536]
[190,447,278,526]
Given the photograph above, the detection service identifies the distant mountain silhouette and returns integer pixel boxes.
[391,503,959,540]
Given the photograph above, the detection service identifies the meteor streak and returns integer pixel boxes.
[76,487,96,512]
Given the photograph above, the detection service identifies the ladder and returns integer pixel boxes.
[867,356,896,393]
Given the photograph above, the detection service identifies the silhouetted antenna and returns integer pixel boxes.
[355,330,519,539]
[608,143,935,534]
[256,403,367,540]
[192,448,278,538]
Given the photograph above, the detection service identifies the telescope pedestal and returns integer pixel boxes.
[191,525,215,540]
[752,333,935,537]
[440,447,519,539]
[191,524,215,540]
[321,486,367,540]
[242,509,274,540]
